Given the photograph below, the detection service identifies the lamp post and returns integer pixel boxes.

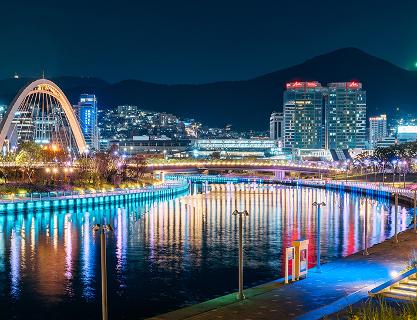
[345,160,350,182]
[373,161,378,183]
[401,160,407,188]
[392,160,397,187]
[364,160,369,183]
[382,161,386,186]
[93,223,113,320]
[232,209,249,301]
[312,201,326,272]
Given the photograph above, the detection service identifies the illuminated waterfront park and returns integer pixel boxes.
[0,180,411,319]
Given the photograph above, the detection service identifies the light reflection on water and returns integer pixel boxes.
[0,184,411,319]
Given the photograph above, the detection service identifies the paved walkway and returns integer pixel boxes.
[149,229,417,320]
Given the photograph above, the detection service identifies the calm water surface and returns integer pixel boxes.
[0,183,411,319]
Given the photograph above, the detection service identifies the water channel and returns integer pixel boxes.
[0,182,411,319]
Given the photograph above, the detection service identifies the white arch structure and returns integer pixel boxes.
[0,78,87,154]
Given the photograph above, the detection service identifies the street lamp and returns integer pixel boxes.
[401,160,407,188]
[312,201,326,272]
[363,160,370,183]
[92,223,113,320]
[392,160,398,187]
[382,161,386,185]
[232,209,249,301]
[345,160,350,182]
[373,161,378,182]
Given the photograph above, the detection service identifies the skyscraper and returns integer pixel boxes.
[269,112,284,146]
[76,94,98,150]
[369,114,387,147]
[325,82,366,149]
[283,81,325,149]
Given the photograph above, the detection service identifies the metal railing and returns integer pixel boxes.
[0,180,188,204]
[166,174,415,201]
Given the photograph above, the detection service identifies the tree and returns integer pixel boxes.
[129,155,147,179]
[15,142,45,183]
[374,141,417,162]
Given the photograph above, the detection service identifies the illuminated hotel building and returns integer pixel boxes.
[325,82,366,149]
[283,81,325,149]
[75,94,99,150]
[369,114,387,147]
[269,112,284,146]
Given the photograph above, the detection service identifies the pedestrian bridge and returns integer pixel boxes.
[143,160,341,175]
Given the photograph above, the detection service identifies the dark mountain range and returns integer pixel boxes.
[0,48,416,131]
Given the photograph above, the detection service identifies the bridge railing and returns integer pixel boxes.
[166,173,414,201]
[145,160,343,173]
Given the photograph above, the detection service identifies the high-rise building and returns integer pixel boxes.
[76,94,98,150]
[269,112,284,146]
[283,81,325,149]
[325,82,366,149]
[369,114,387,147]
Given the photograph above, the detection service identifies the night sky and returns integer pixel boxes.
[2,0,417,83]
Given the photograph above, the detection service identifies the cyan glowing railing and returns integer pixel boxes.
[0,180,190,212]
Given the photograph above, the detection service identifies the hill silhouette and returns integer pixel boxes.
[0,48,415,130]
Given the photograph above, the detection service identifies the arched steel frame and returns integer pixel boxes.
[0,79,87,154]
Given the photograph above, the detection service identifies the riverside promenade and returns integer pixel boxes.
[0,180,189,213]
[150,228,417,320]
[149,178,417,320]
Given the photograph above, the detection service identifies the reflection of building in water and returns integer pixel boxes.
[0,184,409,316]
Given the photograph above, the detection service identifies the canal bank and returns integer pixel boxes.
[167,173,416,206]
[0,180,189,213]
[0,175,410,319]
[149,227,417,320]
[145,174,417,320]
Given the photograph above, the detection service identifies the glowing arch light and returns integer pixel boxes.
[0,79,87,154]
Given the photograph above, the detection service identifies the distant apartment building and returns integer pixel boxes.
[191,138,288,159]
[397,125,417,142]
[283,81,326,149]
[158,113,178,127]
[369,114,387,147]
[75,94,99,150]
[325,82,366,149]
[269,112,284,146]
[117,105,139,118]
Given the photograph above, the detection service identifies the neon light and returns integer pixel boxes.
[286,81,303,88]
[286,81,319,89]
[347,81,360,88]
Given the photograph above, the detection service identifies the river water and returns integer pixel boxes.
[0,183,411,319]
